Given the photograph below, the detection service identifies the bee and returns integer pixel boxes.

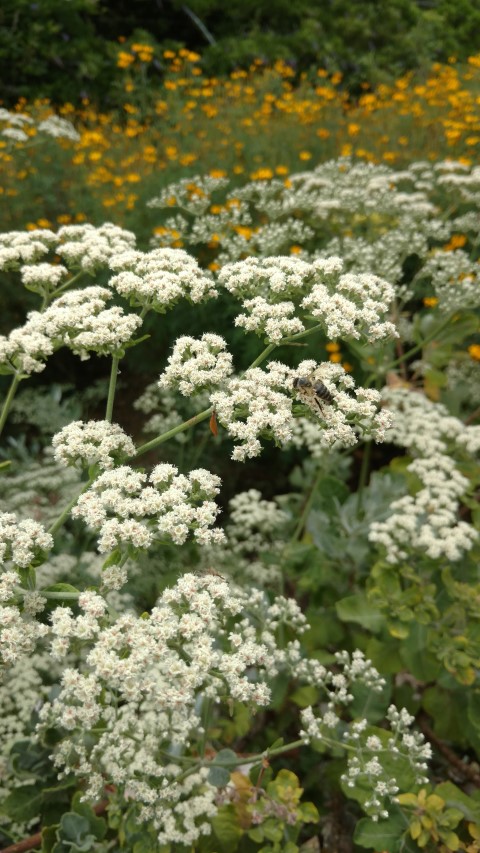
[293,375,334,414]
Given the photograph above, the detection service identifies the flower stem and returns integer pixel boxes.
[47,478,94,537]
[0,373,22,440]
[105,355,120,422]
[49,270,85,303]
[374,312,454,378]
[134,406,214,459]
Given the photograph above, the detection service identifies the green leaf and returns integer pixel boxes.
[354,811,408,851]
[41,824,59,853]
[289,685,319,708]
[336,593,384,632]
[2,784,44,822]
[212,748,238,768]
[435,782,480,824]
[298,801,320,823]
[211,804,243,850]
[208,765,231,787]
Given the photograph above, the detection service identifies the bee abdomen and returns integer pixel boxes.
[313,381,334,404]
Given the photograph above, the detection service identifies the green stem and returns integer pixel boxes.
[0,373,22,440]
[15,587,80,600]
[356,440,372,514]
[134,324,326,459]
[49,270,85,303]
[47,478,94,537]
[105,355,120,422]
[200,697,213,759]
[292,465,324,542]
[376,312,454,377]
[248,342,277,369]
[135,405,213,459]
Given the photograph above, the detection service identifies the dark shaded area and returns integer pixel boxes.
[1,0,480,106]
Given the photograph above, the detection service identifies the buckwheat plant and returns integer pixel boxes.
[0,221,438,848]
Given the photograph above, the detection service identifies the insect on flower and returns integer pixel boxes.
[293,375,335,415]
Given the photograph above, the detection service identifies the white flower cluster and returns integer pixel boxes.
[381,386,478,456]
[38,574,306,841]
[234,296,305,343]
[301,691,430,822]
[108,247,217,310]
[369,454,478,563]
[204,489,290,585]
[369,388,479,563]
[159,333,233,395]
[57,223,136,273]
[422,249,480,312]
[147,174,229,215]
[293,360,393,446]
[37,115,80,142]
[0,605,49,669]
[0,229,58,271]
[219,255,397,344]
[52,421,136,471]
[301,263,398,342]
[210,359,391,461]
[0,287,142,374]
[0,512,53,569]
[72,463,225,552]
[21,262,69,293]
[210,360,294,461]
[0,108,79,143]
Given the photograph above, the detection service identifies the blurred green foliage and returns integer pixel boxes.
[2,0,480,106]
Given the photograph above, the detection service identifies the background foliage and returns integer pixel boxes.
[2,0,480,105]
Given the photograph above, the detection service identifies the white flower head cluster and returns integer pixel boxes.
[109,247,217,310]
[0,512,53,569]
[37,115,80,142]
[147,174,229,215]
[293,360,393,447]
[72,463,225,553]
[0,605,49,670]
[339,705,431,821]
[56,223,136,273]
[49,591,108,661]
[0,229,58,271]
[204,489,290,585]
[210,360,295,461]
[0,286,142,375]
[369,388,480,563]
[369,454,477,563]
[219,255,397,344]
[381,387,477,456]
[20,262,69,294]
[47,286,141,358]
[52,421,136,471]
[234,296,305,343]
[302,261,398,342]
[158,333,233,395]
[38,574,307,841]
[422,249,480,312]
